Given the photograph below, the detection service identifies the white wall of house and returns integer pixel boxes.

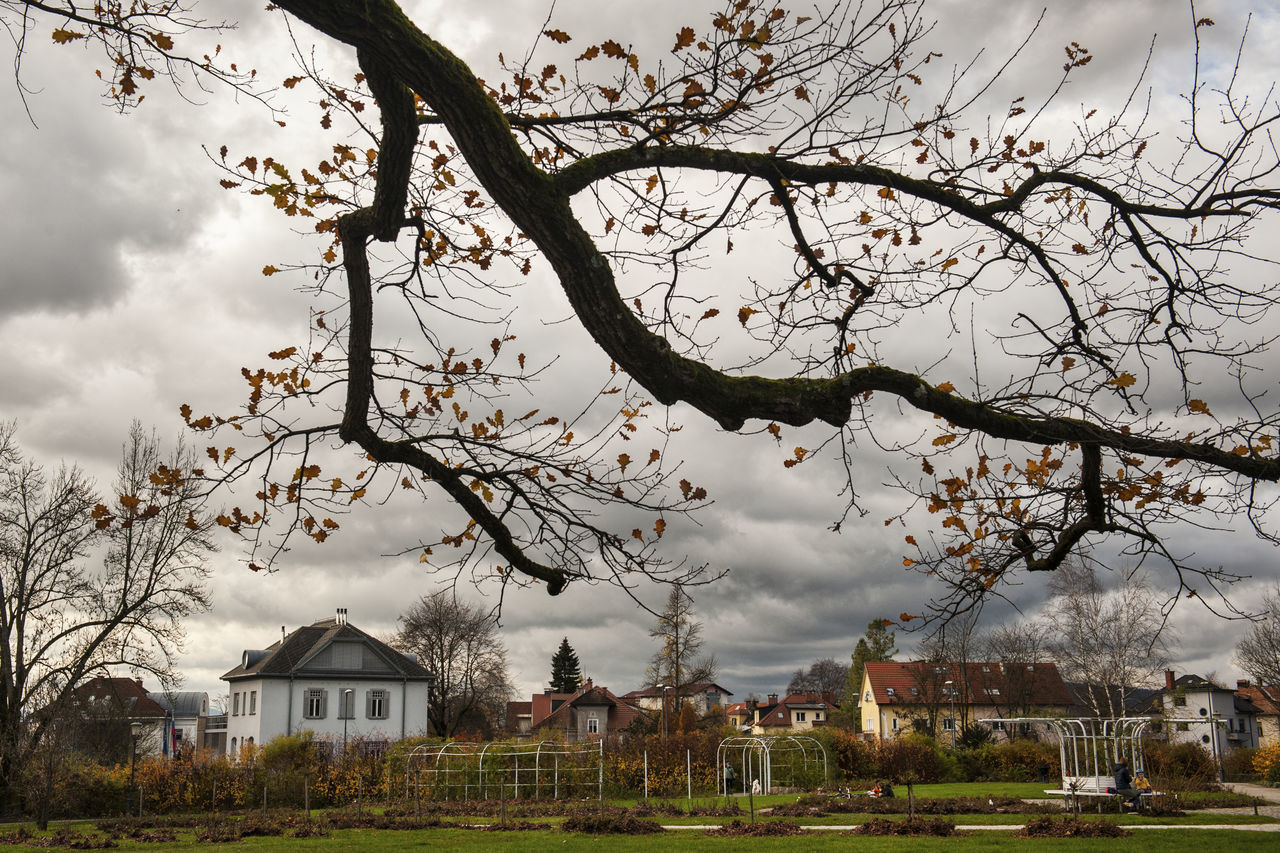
[226,678,430,754]
[1163,687,1257,752]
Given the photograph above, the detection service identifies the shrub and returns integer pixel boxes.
[1221,747,1257,781]
[1253,743,1280,780]
[1144,742,1216,787]
[873,734,944,783]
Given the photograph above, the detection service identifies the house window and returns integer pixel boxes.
[910,687,920,696]
[985,687,1000,696]
[339,689,355,720]
[992,721,1005,730]
[233,693,240,716]
[1025,665,1035,671]
[943,717,956,731]
[304,688,327,719]
[1174,696,1187,707]
[1177,722,1189,732]
[934,666,948,673]
[795,711,807,722]
[865,718,874,730]
[815,712,823,721]
[367,689,388,720]
[249,691,257,715]
[864,690,873,702]
[588,717,599,735]
[885,687,896,696]
[891,717,899,731]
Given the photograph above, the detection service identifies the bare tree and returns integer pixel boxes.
[393,591,513,737]
[1044,559,1170,718]
[12,1,1280,620]
[1235,586,1280,687]
[787,658,849,698]
[646,586,716,696]
[980,619,1052,730]
[0,422,213,811]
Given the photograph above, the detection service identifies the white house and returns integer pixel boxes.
[220,610,434,754]
[1158,671,1259,756]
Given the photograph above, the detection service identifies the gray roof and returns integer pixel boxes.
[221,618,434,683]
[147,691,208,718]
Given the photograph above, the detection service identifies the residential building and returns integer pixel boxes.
[1235,680,1280,747]
[621,682,732,717]
[725,702,753,731]
[1156,671,1259,755]
[72,677,173,759]
[507,680,644,741]
[858,661,1073,740]
[748,692,837,734]
[220,609,434,755]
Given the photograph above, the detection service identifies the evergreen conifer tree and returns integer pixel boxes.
[549,637,582,693]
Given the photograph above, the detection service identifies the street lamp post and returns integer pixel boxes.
[129,721,142,816]
[342,689,353,752]
[943,681,957,749]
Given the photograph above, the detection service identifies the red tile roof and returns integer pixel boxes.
[74,677,168,718]
[531,681,643,733]
[1237,684,1280,716]
[862,661,1072,707]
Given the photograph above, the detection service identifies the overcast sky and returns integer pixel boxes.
[4,0,1280,710]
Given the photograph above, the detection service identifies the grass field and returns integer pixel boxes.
[4,782,1274,851]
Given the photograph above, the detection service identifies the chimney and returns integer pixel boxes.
[335,607,348,626]
[1238,679,1251,690]
[1164,670,1175,690]
[768,693,778,705]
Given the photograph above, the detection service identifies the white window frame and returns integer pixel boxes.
[587,716,600,735]
[233,692,240,716]
[249,690,257,715]
[367,689,389,720]
[943,716,956,732]
[304,688,327,719]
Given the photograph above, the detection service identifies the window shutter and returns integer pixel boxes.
[320,689,328,719]
[366,690,373,719]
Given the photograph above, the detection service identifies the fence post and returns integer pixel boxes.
[687,749,692,801]
[643,751,648,799]
[358,776,363,816]
[262,783,267,815]
[305,776,310,820]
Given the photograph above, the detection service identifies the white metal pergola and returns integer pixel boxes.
[405,740,602,801]
[978,716,1156,781]
[715,735,828,796]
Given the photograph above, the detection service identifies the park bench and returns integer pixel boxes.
[1044,775,1160,813]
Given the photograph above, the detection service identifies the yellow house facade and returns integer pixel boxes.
[858,661,1073,740]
